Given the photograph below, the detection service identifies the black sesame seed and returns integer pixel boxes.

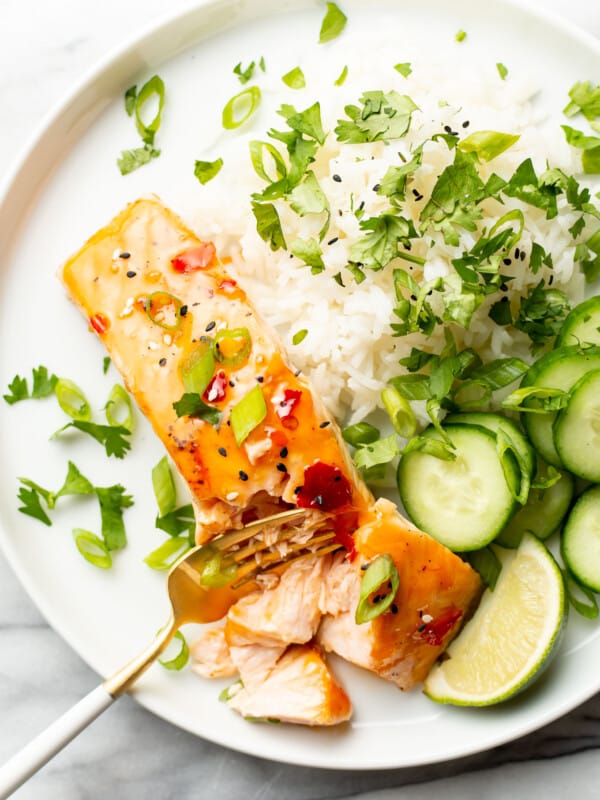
[548,274,554,285]
[372,595,381,604]
[119,252,131,259]
[205,320,216,332]
[294,486,302,495]
[218,447,227,457]
[417,623,427,632]
[360,563,369,571]
[500,296,509,303]
[158,358,167,367]
[180,305,188,317]
[503,258,512,266]
[276,463,287,472]
[515,247,521,259]
[338,208,343,217]
[412,188,420,197]
[256,375,264,383]
[333,475,342,482]
[391,604,399,614]
[410,294,417,301]
[239,470,249,481]
[358,201,365,211]
[327,237,339,245]
[229,380,235,388]
[332,174,342,182]
[319,421,331,428]
[462,120,470,128]
[126,270,136,278]
[372,183,381,192]
[520,251,526,261]
[295,369,301,377]
[500,282,508,291]
[444,124,452,133]
[279,447,288,458]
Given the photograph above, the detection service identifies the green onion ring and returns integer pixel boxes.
[213,327,252,367]
[222,86,261,130]
[145,291,183,330]
[54,378,92,421]
[73,529,112,569]
[105,384,134,431]
[355,554,400,624]
[158,630,190,671]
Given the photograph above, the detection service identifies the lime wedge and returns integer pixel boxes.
[424,534,565,706]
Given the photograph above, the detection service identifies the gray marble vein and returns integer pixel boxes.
[1,0,600,798]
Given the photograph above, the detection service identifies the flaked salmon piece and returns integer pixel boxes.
[190,626,236,679]
[60,198,372,546]
[318,499,483,690]
[228,644,286,691]
[225,554,332,648]
[226,644,352,726]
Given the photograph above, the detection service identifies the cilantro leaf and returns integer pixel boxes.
[172,393,222,426]
[117,145,160,175]
[292,329,308,345]
[458,130,520,162]
[3,374,29,405]
[318,2,347,44]
[55,461,95,500]
[496,62,508,80]
[103,357,111,375]
[251,201,287,251]
[277,102,326,145]
[233,60,256,84]
[378,150,423,203]
[353,435,400,470]
[503,158,560,219]
[489,297,513,326]
[529,242,553,274]
[156,504,196,539]
[335,91,418,144]
[17,485,52,526]
[563,81,600,120]
[4,365,58,404]
[55,421,132,458]
[514,280,571,352]
[194,158,224,185]
[350,213,417,270]
[282,67,306,90]
[95,484,134,551]
[562,125,600,174]
[291,237,325,273]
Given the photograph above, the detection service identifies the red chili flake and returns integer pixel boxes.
[218,279,237,293]
[90,312,109,335]
[203,370,227,403]
[276,388,302,420]
[171,243,216,273]
[419,608,463,646]
[332,510,359,559]
[296,461,353,512]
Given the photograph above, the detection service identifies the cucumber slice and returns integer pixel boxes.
[562,485,600,592]
[495,469,574,547]
[444,412,535,480]
[557,296,600,348]
[520,346,600,467]
[554,370,600,481]
[397,424,518,552]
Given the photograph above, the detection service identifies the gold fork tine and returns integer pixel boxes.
[210,506,306,552]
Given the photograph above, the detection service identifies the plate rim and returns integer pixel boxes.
[1,0,599,771]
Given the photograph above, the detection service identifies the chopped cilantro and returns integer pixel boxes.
[318,2,347,44]
[233,60,256,84]
[563,81,600,120]
[349,213,417,271]
[4,365,57,405]
[335,90,418,143]
[353,435,400,470]
[514,280,571,352]
[503,158,560,219]
[102,357,111,375]
[529,242,553,274]
[496,62,508,80]
[17,485,52,526]
[489,297,513,326]
[117,145,160,176]
[251,201,287,251]
[378,149,423,203]
[96,484,133,551]
[282,67,306,90]
[156,504,195,539]
[562,125,600,174]
[455,29,467,42]
[277,102,326,145]
[194,158,224,185]
[54,420,132,458]
[172,393,221,425]
[291,237,325,273]
[394,62,412,78]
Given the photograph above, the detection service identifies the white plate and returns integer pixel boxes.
[0,0,599,771]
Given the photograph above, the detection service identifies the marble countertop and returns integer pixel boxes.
[1,0,600,797]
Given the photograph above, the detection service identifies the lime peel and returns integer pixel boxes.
[424,534,565,706]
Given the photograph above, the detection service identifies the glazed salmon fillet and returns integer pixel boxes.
[60,197,482,724]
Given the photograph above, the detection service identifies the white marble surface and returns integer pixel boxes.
[1,0,600,797]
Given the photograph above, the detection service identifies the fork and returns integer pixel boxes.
[0,507,339,798]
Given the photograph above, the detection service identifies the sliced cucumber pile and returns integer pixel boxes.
[562,486,600,593]
[557,296,600,348]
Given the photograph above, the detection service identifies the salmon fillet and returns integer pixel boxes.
[60,197,482,723]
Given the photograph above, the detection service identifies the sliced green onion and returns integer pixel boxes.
[198,546,238,587]
[213,327,252,367]
[180,338,215,394]
[152,455,177,516]
[222,86,261,130]
[249,140,288,183]
[219,679,243,702]
[134,75,165,146]
[230,385,267,446]
[73,529,112,569]
[105,384,134,431]
[144,536,191,571]
[54,378,91,421]
[502,386,570,414]
[158,630,190,670]
[334,65,348,86]
[145,291,183,330]
[381,387,417,438]
[282,66,306,89]
[452,379,492,410]
[464,546,502,589]
[342,422,380,447]
[292,329,308,345]
[496,428,530,505]
[355,554,400,624]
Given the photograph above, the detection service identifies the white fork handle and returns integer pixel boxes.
[0,684,114,799]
